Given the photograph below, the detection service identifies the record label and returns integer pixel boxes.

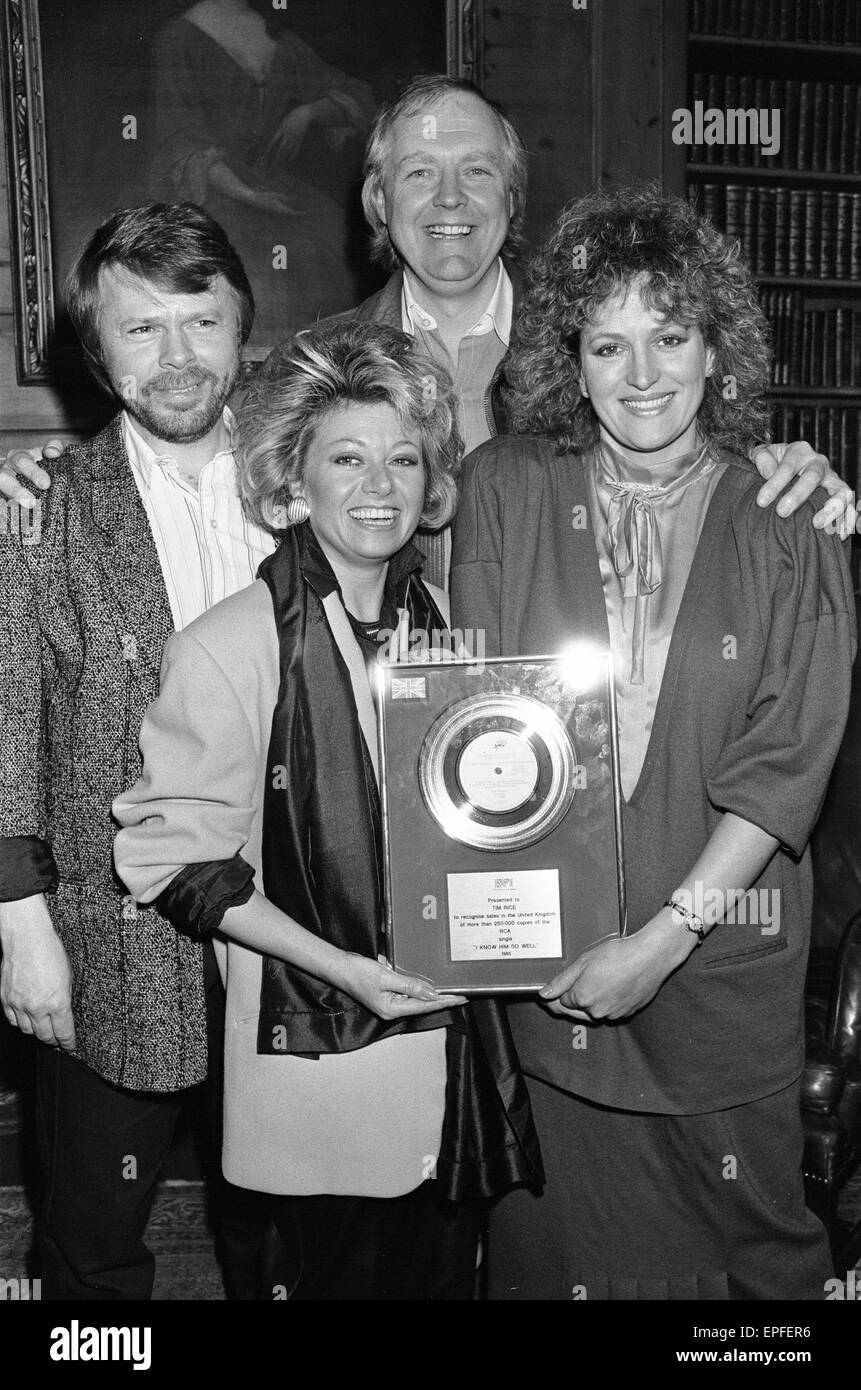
[457,730,539,812]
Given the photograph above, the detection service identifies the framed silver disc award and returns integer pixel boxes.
[376,652,625,993]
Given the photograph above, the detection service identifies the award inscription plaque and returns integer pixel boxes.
[377,653,625,994]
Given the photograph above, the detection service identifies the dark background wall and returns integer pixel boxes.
[0,0,687,454]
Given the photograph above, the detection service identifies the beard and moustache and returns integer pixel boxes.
[115,360,242,444]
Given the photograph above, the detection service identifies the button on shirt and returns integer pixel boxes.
[401,260,512,455]
[122,408,275,631]
[401,260,512,589]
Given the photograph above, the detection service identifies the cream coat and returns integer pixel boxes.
[114,577,451,1195]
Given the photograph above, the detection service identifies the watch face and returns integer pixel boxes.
[418,692,578,851]
[666,900,704,942]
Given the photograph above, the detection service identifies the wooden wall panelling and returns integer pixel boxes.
[594,0,687,195]
[483,0,596,249]
[483,0,687,255]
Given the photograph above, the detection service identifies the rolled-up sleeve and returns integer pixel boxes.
[707,504,856,856]
[113,628,260,921]
[0,837,58,901]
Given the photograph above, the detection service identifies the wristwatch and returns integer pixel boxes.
[664,897,705,946]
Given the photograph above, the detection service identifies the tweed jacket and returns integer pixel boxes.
[0,417,206,1092]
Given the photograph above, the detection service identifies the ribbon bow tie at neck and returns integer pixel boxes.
[601,442,712,600]
[608,487,664,599]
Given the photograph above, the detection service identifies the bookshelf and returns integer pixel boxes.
[687,1,861,496]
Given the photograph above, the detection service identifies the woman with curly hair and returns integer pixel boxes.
[451,186,855,1300]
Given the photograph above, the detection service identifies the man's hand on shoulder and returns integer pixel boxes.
[0,894,75,1050]
[751,440,856,538]
[0,439,65,509]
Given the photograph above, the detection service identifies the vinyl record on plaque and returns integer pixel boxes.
[418,693,577,851]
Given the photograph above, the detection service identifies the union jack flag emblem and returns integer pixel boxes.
[391,677,428,700]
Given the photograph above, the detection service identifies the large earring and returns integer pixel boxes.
[285,496,310,525]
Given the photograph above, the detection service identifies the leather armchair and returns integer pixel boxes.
[803,589,861,1272]
[802,909,861,1272]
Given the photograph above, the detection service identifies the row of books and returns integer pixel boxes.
[690,75,861,172]
[759,289,861,388]
[694,185,861,279]
[691,0,861,44]
[769,405,859,489]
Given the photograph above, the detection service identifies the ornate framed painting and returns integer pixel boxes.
[1,0,483,382]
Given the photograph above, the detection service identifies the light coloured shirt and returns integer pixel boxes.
[585,442,728,800]
[401,260,512,452]
[122,408,275,631]
[401,259,513,349]
[401,260,513,588]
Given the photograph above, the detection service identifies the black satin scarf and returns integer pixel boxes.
[256,523,449,1055]
[255,524,544,1200]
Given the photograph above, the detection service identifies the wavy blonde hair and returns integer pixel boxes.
[237,322,463,534]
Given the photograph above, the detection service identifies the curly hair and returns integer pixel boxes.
[361,74,528,271]
[236,321,463,535]
[504,184,771,458]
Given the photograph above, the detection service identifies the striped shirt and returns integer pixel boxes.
[401,259,513,453]
[401,261,513,588]
[122,408,275,631]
